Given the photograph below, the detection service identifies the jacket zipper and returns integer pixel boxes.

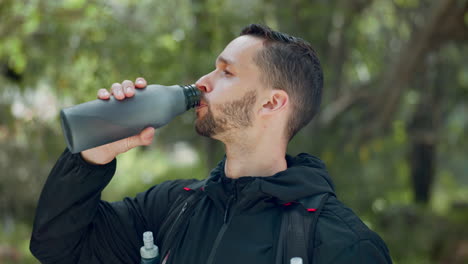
[206,194,236,264]
[162,201,188,262]
[166,201,188,239]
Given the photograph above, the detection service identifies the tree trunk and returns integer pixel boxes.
[407,53,444,204]
[409,141,435,204]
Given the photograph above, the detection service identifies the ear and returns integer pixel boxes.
[259,89,289,115]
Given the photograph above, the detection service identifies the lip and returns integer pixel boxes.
[196,103,208,110]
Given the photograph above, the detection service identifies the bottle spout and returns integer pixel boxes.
[181,84,201,110]
[140,231,159,260]
[290,257,303,264]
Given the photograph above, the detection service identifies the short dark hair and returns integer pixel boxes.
[240,24,323,140]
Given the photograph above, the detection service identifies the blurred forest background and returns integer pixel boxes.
[0,0,467,263]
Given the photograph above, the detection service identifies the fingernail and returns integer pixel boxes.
[126,87,132,93]
[136,79,143,84]
[116,91,123,96]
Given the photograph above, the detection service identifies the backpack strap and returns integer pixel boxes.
[276,193,331,264]
[306,193,330,258]
[155,180,207,263]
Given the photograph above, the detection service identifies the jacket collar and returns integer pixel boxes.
[201,153,336,211]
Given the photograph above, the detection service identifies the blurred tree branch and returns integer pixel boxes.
[363,0,468,139]
[318,0,467,139]
[326,0,375,100]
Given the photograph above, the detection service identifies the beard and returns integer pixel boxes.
[195,90,257,138]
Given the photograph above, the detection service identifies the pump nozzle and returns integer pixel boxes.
[140,231,159,263]
[290,257,303,264]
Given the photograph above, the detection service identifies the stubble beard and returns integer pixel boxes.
[195,90,258,139]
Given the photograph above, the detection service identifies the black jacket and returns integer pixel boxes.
[30,149,392,263]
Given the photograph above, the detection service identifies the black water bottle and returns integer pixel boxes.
[60,84,200,153]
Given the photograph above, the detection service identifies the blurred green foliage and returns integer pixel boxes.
[0,0,467,263]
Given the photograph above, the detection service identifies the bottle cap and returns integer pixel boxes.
[181,84,201,109]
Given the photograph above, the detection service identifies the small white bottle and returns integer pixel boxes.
[290,257,303,264]
[140,231,160,264]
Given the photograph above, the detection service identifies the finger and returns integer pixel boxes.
[122,80,135,97]
[135,77,147,89]
[139,127,156,146]
[123,127,155,152]
[111,83,125,100]
[97,89,110,100]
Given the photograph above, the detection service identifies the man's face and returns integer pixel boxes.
[194,36,266,139]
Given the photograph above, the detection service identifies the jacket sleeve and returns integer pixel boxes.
[30,148,193,264]
[328,239,393,264]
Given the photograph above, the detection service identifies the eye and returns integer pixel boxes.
[222,70,233,76]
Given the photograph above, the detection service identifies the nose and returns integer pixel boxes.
[195,73,213,93]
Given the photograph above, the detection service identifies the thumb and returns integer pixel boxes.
[139,127,156,146]
[117,127,155,154]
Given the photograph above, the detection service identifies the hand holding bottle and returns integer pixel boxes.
[80,77,156,165]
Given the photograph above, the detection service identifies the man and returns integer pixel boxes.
[30,24,392,263]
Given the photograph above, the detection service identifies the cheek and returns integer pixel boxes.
[210,86,246,102]
[206,89,228,104]
[208,104,222,117]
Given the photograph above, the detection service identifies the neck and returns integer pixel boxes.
[223,135,288,179]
